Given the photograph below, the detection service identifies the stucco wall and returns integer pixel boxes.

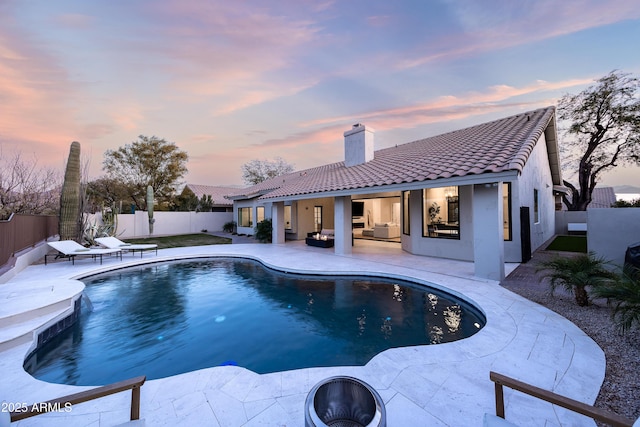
[588,208,640,268]
[514,133,556,255]
[294,198,335,239]
[89,211,232,238]
[555,211,588,235]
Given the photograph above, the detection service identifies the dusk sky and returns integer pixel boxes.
[2,1,639,188]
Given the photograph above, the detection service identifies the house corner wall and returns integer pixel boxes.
[516,133,556,256]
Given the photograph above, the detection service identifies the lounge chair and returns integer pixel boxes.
[96,236,158,257]
[46,240,122,265]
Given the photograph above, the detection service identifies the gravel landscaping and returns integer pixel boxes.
[501,249,640,425]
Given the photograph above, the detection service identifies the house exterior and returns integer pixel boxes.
[227,106,564,281]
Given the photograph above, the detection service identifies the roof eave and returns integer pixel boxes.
[260,170,520,202]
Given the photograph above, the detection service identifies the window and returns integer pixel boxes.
[533,189,540,224]
[402,191,410,235]
[256,206,265,223]
[284,205,292,230]
[314,206,322,232]
[238,207,253,227]
[503,183,512,241]
[422,187,460,239]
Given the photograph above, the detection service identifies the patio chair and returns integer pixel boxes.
[95,236,158,257]
[45,240,122,265]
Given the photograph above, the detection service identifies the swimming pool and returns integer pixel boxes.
[25,257,485,386]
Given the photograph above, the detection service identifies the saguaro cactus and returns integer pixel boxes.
[147,185,155,234]
[59,141,81,242]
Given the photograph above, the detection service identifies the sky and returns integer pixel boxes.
[1,0,640,189]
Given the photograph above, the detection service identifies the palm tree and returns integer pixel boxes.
[591,266,640,333]
[536,252,617,306]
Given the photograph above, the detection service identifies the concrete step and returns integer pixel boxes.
[0,279,84,352]
[0,307,72,352]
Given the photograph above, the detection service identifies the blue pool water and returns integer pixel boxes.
[25,258,485,386]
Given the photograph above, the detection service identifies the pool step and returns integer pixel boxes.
[0,306,74,352]
[0,298,72,329]
[0,279,84,352]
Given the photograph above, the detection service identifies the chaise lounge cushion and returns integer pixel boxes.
[96,236,157,251]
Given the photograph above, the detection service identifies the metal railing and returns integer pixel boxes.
[0,214,58,268]
[490,371,635,427]
[8,375,146,422]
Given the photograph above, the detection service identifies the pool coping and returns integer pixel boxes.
[0,241,604,426]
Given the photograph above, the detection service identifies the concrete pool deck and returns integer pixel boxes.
[0,240,604,426]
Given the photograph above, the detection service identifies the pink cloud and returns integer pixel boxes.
[135,0,322,113]
[300,77,593,130]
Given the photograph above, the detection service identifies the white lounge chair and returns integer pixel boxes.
[46,240,122,265]
[96,236,158,257]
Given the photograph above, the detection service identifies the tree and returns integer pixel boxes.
[197,194,213,212]
[0,149,60,219]
[241,157,294,185]
[103,135,188,210]
[86,177,131,213]
[612,198,640,208]
[558,70,640,211]
[170,187,198,211]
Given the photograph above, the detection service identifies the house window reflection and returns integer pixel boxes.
[238,207,253,227]
[256,206,265,224]
[503,183,512,241]
[422,187,460,239]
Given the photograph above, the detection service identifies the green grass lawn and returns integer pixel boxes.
[545,235,587,253]
[123,233,231,249]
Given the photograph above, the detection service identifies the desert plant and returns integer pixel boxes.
[591,266,640,333]
[536,252,617,306]
[197,194,213,212]
[101,204,118,235]
[223,221,236,233]
[59,141,82,242]
[147,185,155,234]
[254,218,272,243]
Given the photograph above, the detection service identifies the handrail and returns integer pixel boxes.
[489,371,634,427]
[10,375,146,422]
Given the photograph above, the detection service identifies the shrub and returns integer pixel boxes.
[223,221,236,233]
[536,252,617,306]
[254,218,272,243]
[592,266,640,333]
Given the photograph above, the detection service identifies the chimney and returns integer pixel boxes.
[344,123,374,167]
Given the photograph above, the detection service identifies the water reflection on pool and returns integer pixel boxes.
[25,258,485,386]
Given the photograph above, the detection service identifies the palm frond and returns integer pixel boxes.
[592,266,640,333]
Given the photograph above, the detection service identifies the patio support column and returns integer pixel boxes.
[271,202,285,244]
[473,183,505,281]
[334,196,352,255]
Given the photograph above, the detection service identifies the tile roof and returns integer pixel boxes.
[589,187,617,208]
[234,106,557,200]
[184,184,238,206]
